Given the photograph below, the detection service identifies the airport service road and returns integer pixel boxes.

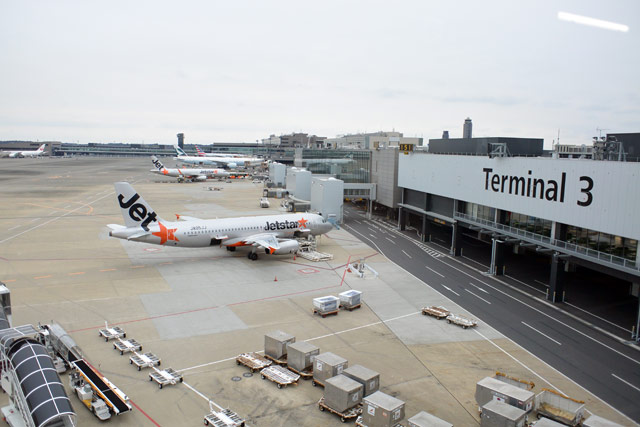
[342,206,640,423]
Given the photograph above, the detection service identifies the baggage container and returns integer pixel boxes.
[339,290,362,308]
[343,364,380,397]
[407,410,453,427]
[287,341,319,372]
[582,414,624,427]
[324,374,363,413]
[264,330,295,359]
[476,377,534,413]
[361,391,405,427]
[534,389,585,426]
[480,400,527,427]
[313,296,339,313]
[313,352,348,385]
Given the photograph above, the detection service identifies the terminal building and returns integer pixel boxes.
[395,135,639,323]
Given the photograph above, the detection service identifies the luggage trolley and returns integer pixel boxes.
[98,322,126,342]
[421,306,450,319]
[259,365,300,389]
[113,338,142,355]
[149,367,183,389]
[204,403,245,427]
[445,313,478,329]
[236,352,272,372]
[129,352,161,371]
[318,397,362,423]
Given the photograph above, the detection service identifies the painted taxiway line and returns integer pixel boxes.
[465,289,492,304]
[425,266,444,278]
[612,374,640,393]
[522,321,562,345]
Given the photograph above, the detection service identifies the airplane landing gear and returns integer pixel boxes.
[248,252,258,261]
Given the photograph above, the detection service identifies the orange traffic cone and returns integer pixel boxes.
[274,276,278,282]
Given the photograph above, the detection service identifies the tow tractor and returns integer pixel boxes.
[70,359,132,420]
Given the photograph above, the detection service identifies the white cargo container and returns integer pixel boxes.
[582,415,624,427]
[313,352,348,385]
[362,391,405,427]
[475,377,535,413]
[407,410,453,427]
[324,374,363,413]
[480,400,527,427]
[339,290,362,308]
[264,330,295,360]
[287,341,319,372]
[311,177,344,223]
[342,364,379,397]
[313,296,339,314]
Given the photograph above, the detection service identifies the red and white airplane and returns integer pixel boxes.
[1,144,46,158]
[150,156,229,182]
[108,182,333,260]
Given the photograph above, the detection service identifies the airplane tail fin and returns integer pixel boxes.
[195,145,205,157]
[174,145,187,157]
[151,155,165,171]
[37,144,46,152]
[114,182,162,230]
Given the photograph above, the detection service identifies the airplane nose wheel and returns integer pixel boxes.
[248,252,258,261]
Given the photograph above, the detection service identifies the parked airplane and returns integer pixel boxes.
[150,156,229,182]
[1,144,46,158]
[194,145,263,165]
[107,182,333,260]
[174,145,261,168]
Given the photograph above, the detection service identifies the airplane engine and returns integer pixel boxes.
[195,176,207,181]
[266,240,299,255]
[227,162,237,169]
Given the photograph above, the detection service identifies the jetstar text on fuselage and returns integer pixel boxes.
[264,219,304,231]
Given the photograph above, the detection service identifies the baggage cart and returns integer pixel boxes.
[98,322,126,342]
[318,397,362,423]
[421,306,450,319]
[494,371,535,391]
[129,352,161,370]
[287,364,313,379]
[260,365,300,389]
[113,338,142,355]
[204,405,245,426]
[445,313,478,329]
[236,352,272,372]
[264,353,288,366]
[355,417,403,427]
[149,367,183,389]
[313,307,339,317]
[476,377,535,413]
[534,389,585,426]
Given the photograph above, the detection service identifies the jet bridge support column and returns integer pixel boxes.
[421,215,431,243]
[398,207,406,231]
[450,222,461,256]
[489,238,505,275]
[548,252,565,303]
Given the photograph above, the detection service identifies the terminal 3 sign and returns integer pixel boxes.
[398,154,639,240]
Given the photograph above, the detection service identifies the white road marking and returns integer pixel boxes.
[442,285,460,296]
[612,374,640,393]
[469,282,489,293]
[8,225,21,231]
[369,233,376,238]
[465,289,492,304]
[522,322,562,345]
[402,250,412,259]
[534,279,547,286]
[425,266,444,278]
[437,258,640,366]
[385,237,396,245]
[566,302,631,333]
[504,274,547,294]
[29,217,41,223]
[367,226,377,233]
[354,220,362,224]
[64,204,72,208]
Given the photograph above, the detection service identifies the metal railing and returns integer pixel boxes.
[454,212,639,273]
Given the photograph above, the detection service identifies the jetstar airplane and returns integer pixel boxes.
[1,144,46,158]
[107,182,333,260]
[150,156,229,182]
[174,145,261,168]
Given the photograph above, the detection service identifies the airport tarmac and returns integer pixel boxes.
[0,157,634,426]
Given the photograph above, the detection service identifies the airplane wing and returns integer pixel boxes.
[241,233,280,252]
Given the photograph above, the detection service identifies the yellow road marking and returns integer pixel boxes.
[68,272,85,275]
[99,268,116,272]
[3,279,16,283]
[130,265,145,269]
[34,275,52,279]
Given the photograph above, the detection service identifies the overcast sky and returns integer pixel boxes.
[1,1,637,148]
